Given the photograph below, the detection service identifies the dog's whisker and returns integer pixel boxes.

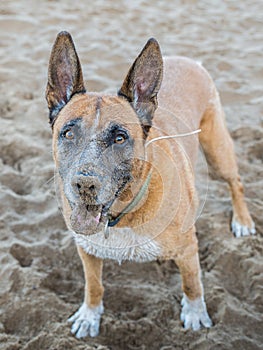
[40,175,56,188]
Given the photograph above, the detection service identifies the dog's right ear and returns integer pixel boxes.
[46,31,85,127]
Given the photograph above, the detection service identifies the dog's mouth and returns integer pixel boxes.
[70,202,111,236]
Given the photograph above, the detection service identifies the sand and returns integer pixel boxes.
[0,0,262,349]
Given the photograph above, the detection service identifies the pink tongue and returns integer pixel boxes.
[70,204,102,235]
[95,212,101,224]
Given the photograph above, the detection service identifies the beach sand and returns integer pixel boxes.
[0,1,262,349]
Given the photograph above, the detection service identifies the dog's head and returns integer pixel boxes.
[46,32,163,235]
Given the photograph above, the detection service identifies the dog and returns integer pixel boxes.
[46,31,255,338]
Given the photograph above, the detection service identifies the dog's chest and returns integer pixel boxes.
[72,228,161,264]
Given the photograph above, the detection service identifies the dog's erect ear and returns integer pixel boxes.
[46,31,85,126]
[118,38,163,135]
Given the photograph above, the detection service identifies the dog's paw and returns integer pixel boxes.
[180,294,212,331]
[68,302,104,338]
[231,219,256,238]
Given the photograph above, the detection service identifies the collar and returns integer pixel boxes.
[104,171,152,238]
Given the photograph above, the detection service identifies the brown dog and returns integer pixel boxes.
[46,31,255,338]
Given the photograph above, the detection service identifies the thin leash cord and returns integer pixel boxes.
[145,129,201,147]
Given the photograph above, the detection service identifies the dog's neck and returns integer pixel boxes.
[106,161,162,234]
[107,156,152,213]
[104,171,152,237]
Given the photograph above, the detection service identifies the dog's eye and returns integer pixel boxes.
[64,130,74,140]
[114,134,126,144]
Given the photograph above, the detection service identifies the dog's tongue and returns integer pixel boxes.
[70,204,103,235]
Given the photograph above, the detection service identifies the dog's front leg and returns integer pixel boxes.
[174,232,212,331]
[68,246,104,338]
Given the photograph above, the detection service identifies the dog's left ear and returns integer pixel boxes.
[118,38,163,135]
[46,31,86,126]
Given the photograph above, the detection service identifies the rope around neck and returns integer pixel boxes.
[145,129,201,147]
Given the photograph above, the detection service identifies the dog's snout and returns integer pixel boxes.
[76,181,96,192]
[73,174,101,202]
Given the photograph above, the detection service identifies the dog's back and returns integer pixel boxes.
[159,56,212,127]
[155,56,254,237]
[150,57,212,166]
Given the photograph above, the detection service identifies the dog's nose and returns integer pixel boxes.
[72,174,101,202]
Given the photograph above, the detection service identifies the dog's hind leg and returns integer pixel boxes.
[68,247,104,338]
[174,228,212,330]
[199,87,255,237]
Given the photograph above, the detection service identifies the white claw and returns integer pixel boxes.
[231,220,256,238]
[68,302,104,338]
[180,294,212,331]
